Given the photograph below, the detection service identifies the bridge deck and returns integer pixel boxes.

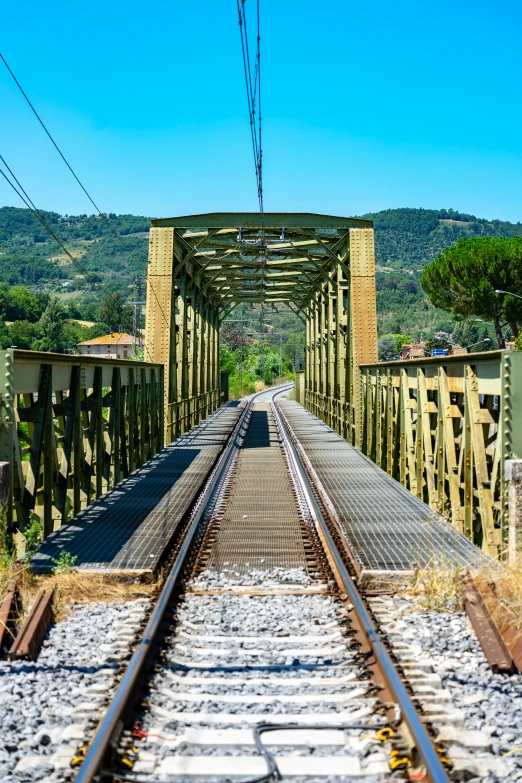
[31,394,488,580]
[278,399,489,581]
[30,403,243,574]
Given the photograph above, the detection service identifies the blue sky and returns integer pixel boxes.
[2,0,522,221]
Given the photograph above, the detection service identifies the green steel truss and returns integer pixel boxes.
[145,212,378,442]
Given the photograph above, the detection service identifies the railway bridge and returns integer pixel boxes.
[1,212,519,567]
[1,213,521,782]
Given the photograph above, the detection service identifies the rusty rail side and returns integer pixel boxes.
[461,581,514,673]
[8,587,54,661]
[463,574,522,673]
[0,580,18,651]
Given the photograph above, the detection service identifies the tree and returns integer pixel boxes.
[7,320,40,350]
[392,333,412,353]
[98,292,133,333]
[421,237,522,348]
[378,335,397,361]
[6,286,49,322]
[476,325,495,352]
[87,322,112,339]
[33,299,66,353]
[451,320,480,349]
[423,336,453,356]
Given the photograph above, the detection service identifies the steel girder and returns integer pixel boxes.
[145,213,377,443]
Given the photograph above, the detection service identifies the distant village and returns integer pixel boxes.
[400,331,513,360]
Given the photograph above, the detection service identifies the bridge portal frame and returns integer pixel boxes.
[144,213,378,445]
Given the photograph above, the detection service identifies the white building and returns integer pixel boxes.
[78,332,134,359]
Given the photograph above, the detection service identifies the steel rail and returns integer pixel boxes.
[75,385,291,783]
[271,389,451,783]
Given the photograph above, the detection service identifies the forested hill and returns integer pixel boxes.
[362,207,522,273]
[0,207,149,289]
[2,205,521,337]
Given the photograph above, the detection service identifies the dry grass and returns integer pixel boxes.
[408,556,522,630]
[1,561,158,623]
[408,558,463,612]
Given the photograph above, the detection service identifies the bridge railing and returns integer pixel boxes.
[0,350,163,554]
[358,350,522,558]
[167,389,220,440]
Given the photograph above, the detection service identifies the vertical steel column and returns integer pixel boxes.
[327,278,335,428]
[319,284,328,419]
[144,226,176,445]
[304,310,311,408]
[208,306,218,411]
[197,297,205,422]
[205,305,212,414]
[178,278,189,434]
[315,292,321,413]
[349,228,377,448]
[212,307,220,410]
[0,351,14,536]
[185,283,198,431]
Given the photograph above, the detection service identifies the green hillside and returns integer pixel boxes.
[363,207,522,273]
[1,205,521,339]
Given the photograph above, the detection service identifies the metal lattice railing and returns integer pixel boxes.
[358,351,522,558]
[0,350,163,554]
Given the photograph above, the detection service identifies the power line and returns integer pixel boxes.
[236,0,267,306]
[0,155,99,286]
[0,52,173,355]
[235,1,263,220]
[0,52,138,256]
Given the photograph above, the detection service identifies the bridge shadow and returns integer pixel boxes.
[31,403,243,573]
[31,444,204,572]
[242,410,272,448]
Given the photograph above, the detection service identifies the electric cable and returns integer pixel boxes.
[1,51,223,357]
[236,0,266,303]
[0,52,181,361]
[0,155,98,285]
[0,154,163,363]
[0,52,172,338]
[0,52,142,258]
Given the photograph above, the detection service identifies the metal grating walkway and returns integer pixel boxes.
[277,399,489,576]
[207,403,308,574]
[30,403,244,574]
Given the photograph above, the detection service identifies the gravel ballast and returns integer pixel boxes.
[372,594,521,781]
[0,598,149,783]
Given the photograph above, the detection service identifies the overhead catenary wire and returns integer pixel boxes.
[235,1,263,219]
[236,0,266,304]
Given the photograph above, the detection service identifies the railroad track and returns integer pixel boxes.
[74,386,451,783]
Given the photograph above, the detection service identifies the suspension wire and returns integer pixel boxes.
[0,52,173,358]
[236,1,263,217]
